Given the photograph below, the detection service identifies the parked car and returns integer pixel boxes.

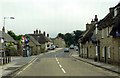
[74,46,79,51]
[70,44,74,49]
[48,45,56,50]
[64,48,69,52]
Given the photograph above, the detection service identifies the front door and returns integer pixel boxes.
[104,47,107,63]
[98,46,100,61]
[87,47,89,58]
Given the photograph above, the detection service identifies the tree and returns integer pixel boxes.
[64,33,74,47]
[57,33,65,39]
[73,30,83,45]
[7,30,23,40]
[7,30,17,40]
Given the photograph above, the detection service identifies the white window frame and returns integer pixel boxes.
[102,29,104,38]
[96,46,98,56]
[102,47,105,57]
[108,47,111,58]
[114,8,117,17]
[95,24,98,34]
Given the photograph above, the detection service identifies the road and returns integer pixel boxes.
[13,49,119,78]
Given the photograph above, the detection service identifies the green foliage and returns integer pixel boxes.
[73,30,84,44]
[64,33,74,46]
[7,30,23,40]
[57,33,65,39]
[56,30,84,47]
[7,31,17,40]
[5,46,18,56]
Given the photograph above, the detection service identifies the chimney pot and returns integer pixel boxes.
[43,31,46,36]
[36,29,38,34]
[34,31,36,34]
[47,34,49,37]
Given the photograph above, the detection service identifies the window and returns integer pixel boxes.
[95,24,98,34]
[108,47,110,58]
[96,46,98,56]
[102,47,105,57]
[102,29,104,38]
[114,8,117,17]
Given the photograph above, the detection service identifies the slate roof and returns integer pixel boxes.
[0,30,17,44]
[97,11,114,30]
[97,3,120,37]
[80,23,96,44]
[98,3,120,30]
[28,34,52,44]
[26,35,41,46]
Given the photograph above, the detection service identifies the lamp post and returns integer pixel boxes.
[3,17,15,33]
[3,17,15,64]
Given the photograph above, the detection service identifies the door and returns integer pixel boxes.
[104,46,107,63]
[87,47,89,58]
[98,46,100,61]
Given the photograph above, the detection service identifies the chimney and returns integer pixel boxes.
[91,19,95,24]
[36,29,38,34]
[47,34,49,37]
[34,30,36,34]
[94,15,98,22]
[86,23,90,30]
[2,26,5,33]
[109,7,114,13]
[43,31,46,36]
[39,30,41,34]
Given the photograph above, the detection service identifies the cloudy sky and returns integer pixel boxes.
[0,0,119,38]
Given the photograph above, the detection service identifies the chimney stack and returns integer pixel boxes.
[86,23,90,30]
[94,15,98,22]
[2,26,5,33]
[91,19,95,24]
[47,34,49,37]
[39,30,41,34]
[34,30,36,34]
[43,31,46,36]
[36,29,38,34]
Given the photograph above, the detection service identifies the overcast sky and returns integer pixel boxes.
[0,0,119,38]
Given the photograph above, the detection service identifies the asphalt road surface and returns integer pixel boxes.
[13,49,119,78]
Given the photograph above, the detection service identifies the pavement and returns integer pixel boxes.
[0,55,38,78]
[0,48,63,78]
[71,51,120,75]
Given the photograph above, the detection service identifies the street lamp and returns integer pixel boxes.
[3,17,15,33]
[2,17,15,64]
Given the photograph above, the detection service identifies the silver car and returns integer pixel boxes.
[64,48,69,52]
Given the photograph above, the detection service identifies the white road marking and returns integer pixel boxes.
[55,55,66,74]
[16,71,22,75]
[61,68,66,73]
[59,64,62,68]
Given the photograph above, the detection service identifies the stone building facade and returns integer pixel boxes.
[79,3,120,65]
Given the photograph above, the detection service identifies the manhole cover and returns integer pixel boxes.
[5,67,19,70]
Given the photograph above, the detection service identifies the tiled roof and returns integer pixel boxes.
[97,11,114,30]
[29,34,52,44]
[98,3,120,30]
[26,35,41,46]
[80,23,96,43]
[0,31,17,44]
